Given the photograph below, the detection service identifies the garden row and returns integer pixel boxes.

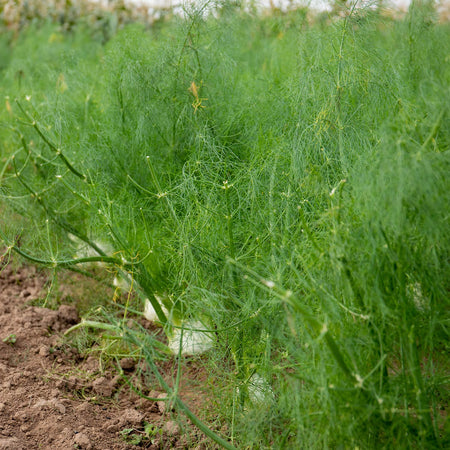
[0,2,448,447]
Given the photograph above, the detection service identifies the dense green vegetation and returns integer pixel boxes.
[1,1,449,448]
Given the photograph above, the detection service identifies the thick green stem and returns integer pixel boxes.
[1,239,124,268]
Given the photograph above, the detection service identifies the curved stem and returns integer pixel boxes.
[16,100,91,183]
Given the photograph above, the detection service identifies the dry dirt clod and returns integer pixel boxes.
[120,408,144,427]
[82,355,99,373]
[163,420,181,436]
[33,398,66,415]
[38,345,49,357]
[73,431,92,449]
[0,437,24,450]
[157,393,169,414]
[66,375,81,390]
[119,357,136,371]
[57,304,79,325]
[105,418,122,433]
[91,377,114,397]
[20,289,31,298]
[40,310,59,331]
[74,402,90,414]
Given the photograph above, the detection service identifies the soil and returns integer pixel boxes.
[0,257,218,450]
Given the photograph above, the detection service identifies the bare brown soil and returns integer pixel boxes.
[0,259,217,449]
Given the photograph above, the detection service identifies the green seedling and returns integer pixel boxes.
[2,334,16,345]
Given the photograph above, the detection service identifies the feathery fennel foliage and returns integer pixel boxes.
[0,1,448,447]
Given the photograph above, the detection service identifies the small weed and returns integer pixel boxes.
[120,422,162,446]
[2,334,16,345]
